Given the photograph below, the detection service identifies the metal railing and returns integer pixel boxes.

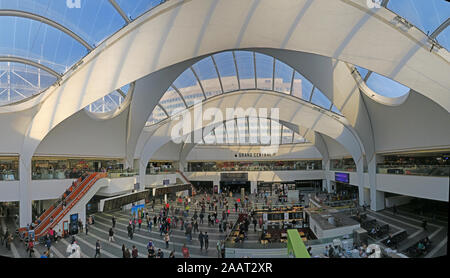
[377,165,449,177]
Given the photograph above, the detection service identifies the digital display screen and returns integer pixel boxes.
[103,191,149,212]
[335,172,350,183]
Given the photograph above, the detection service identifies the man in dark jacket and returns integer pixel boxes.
[198,231,205,251]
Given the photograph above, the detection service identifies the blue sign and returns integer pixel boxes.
[335,172,350,184]
[70,213,79,223]
[131,204,145,218]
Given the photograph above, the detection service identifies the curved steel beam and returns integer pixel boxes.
[0,56,62,79]
[108,0,131,24]
[430,18,450,40]
[0,10,93,51]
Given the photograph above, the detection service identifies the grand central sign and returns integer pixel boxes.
[235,153,275,158]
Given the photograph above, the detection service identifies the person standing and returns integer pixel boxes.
[198,231,204,251]
[95,240,101,258]
[204,232,209,251]
[165,232,170,249]
[109,227,115,242]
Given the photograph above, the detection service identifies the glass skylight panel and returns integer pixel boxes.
[203,129,216,144]
[248,117,259,144]
[234,51,256,90]
[86,84,130,113]
[0,0,125,46]
[355,66,369,80]
[259,117,271,145]
[0,16,86,74]
[291,71,313,101]
[331,105,343,116]
[436,26,449,51]
[191,57,222,98]
[281,127,293,144]
[87,91,124,113]
[293,133,307,144]
[366,72,410,98]
[114,0,165,21]
[213,52,239,93]
[236,118,247,144]
[311,87,332,110]
[255,53,274,90]
[147,105,167,125]
[159,88,186,116]
[0,62,56,105]
[173,69,203,107]
[274,60,294,94]
[387,0,450,35]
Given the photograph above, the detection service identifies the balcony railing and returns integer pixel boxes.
[377,165,449,177]
[0,170,18,181]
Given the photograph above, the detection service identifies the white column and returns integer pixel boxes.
[19,157,32,227]
[323,159,331,192]
[369,155,385,211]
[250,181,258,194]
[356,159,369,207]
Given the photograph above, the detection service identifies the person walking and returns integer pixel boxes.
[127,224,133,240]
[108,227,115,242]
[132,246,138,258]
[138,218,142,231]
[122,244,127,258]
[422,219,428,231]
[204,232,209,251]
[393,205,397,215]
[182,244,190,258]
[27,240,35,258]
[216,240,222,258]
[85,223,89,235]
[165,232,170,249]
[95,240,101,258]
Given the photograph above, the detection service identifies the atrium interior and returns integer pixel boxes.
[0,0,448,259]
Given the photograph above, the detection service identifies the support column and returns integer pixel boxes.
[19,157,32,227]
[356,159,369,207]
[250,181,258,195]
[323,159,331,193]
[369,155,385,211]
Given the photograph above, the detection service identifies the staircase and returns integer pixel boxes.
[176,170,192,185]
[20,172,107,240]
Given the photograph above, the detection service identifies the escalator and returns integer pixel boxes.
[18,172,107,241]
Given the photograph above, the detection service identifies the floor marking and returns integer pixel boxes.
[88,224,204,258]
[425,238,447,258]
[382,210,441,228]
[75,234,118,258]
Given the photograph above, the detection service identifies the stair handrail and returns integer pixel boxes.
[33,174,97,237]
[32,176,89,235]
[33,177,82,226]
